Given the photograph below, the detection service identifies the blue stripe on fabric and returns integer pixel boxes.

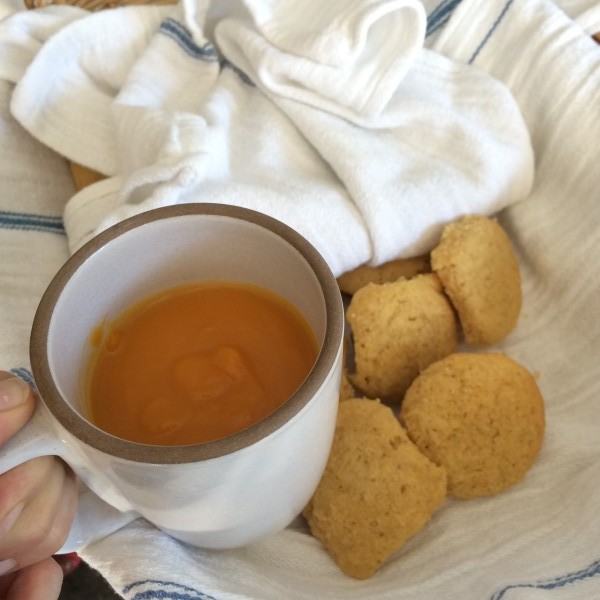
[128,593,209,600]
[158,18,253,86]
[219,58,255,86]
[123,580,217,600]
[10,368,35,387]
[469,0,514,64]
[0,211,65,235]
[159,18,219,61]
[426,0,464,37]
[491,558,600,600]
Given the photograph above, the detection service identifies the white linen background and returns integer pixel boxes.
[0,0,600,599]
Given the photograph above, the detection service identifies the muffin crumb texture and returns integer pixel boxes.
[304,399,447,579]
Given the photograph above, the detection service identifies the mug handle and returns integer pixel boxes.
[0,401,139,552]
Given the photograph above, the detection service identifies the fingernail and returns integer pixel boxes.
[0,558,17,576]
[0,502,24,539]
[0,378,30,411]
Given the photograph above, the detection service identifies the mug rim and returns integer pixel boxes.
[30,203,344,464]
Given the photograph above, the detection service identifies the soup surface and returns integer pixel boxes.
[86,281,319,445]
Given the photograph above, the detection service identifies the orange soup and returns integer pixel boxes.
[85,282,319,445]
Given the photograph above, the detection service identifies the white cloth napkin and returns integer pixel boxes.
[1,0,600,598]
[213,0,427,121]
[0,0,533,274]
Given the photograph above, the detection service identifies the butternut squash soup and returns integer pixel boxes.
[85,282,319,445]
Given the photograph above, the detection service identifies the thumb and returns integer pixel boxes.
[0,372,35,446]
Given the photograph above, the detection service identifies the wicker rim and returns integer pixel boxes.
[24,0,177,11]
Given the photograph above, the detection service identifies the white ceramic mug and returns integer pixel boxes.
[1,204,344,549]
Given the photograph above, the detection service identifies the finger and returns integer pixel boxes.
[0,459,78,573]
[0,373,35,446]
[0,569,17,597]
[0,457,56,530]
[0,557,62,600]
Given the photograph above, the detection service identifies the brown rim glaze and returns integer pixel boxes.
[30,203,344,464]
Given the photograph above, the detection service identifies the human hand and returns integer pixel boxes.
[0,372,78,600]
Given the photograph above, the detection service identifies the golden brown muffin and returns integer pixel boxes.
[69,162,106,190]
[304,398,447,579]
[346,274,458,403]
[400,353,545,499]
[339,365,356,401]
[337,255,430,295]
[338,338,356,401]
[430,215,522,346]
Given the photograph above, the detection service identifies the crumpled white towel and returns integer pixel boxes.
[213,0,427,121]
[0,4,173,175]
[0,0,533,274]
[553,0,600,31]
